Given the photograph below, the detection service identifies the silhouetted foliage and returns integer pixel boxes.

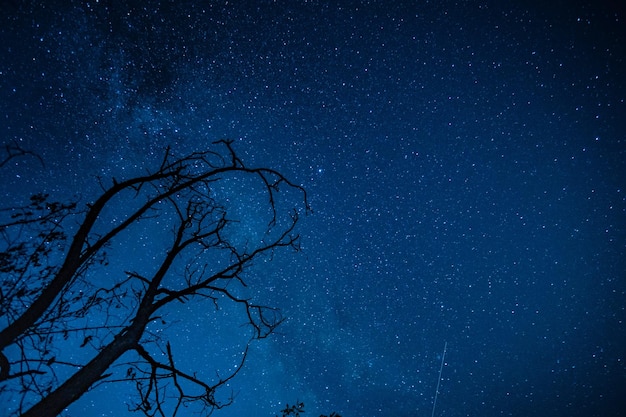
[277,401,341,417]
[0,141,309,417]
[278,401,306,416]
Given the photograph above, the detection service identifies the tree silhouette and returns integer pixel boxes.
[0,141,309,417]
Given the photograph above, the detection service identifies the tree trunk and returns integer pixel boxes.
[22,223,181,417]
[22,326,140,417]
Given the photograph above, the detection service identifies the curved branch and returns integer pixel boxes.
[0,141,44,169]
[134,342,249,416]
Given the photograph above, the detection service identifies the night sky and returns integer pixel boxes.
[1,1,625,416]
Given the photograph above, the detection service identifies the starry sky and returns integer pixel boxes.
[1,1,625,416]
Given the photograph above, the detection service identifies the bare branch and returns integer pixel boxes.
[0,141,44,169]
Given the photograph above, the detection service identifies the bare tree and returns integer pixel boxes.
[0,140,309,417]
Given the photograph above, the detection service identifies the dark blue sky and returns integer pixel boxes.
[1,1,625,416]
